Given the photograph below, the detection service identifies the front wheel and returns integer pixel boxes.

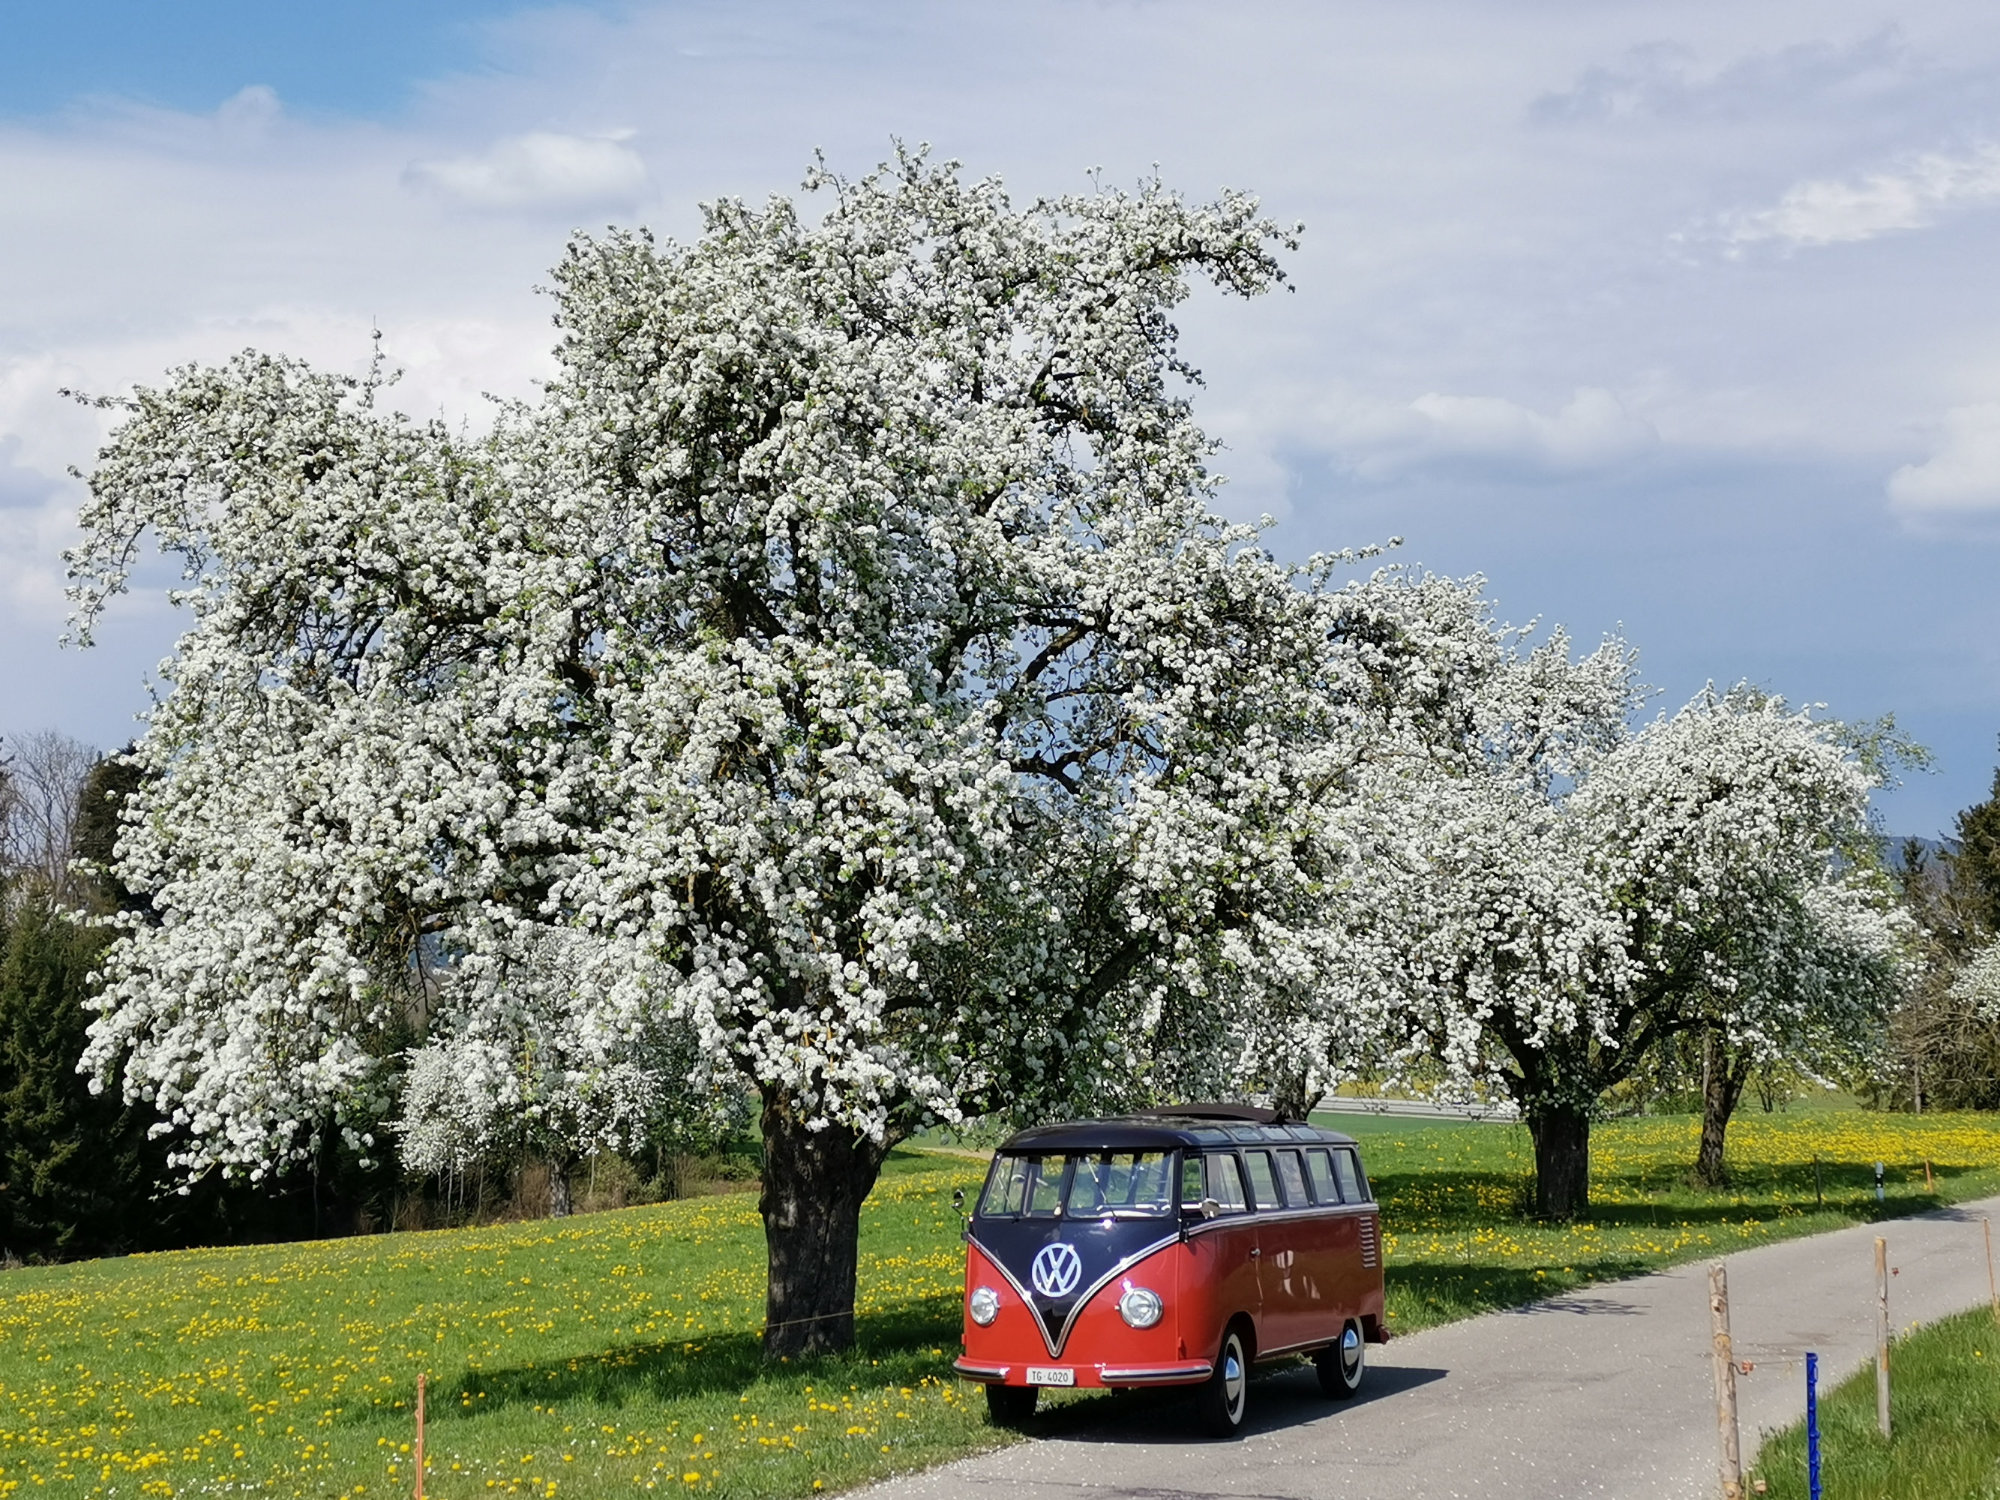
[1315,1318,1365,1400]
[985,1383,1038,1426]
[1196,1322,1251,1437]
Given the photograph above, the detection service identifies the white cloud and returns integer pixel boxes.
[214,84,283,136]
[0,475,77,626]
[1889,403,2000,512]
[1718,143,2000,249]
[1531,30,1915,126]
[0,403,97,638]
[405,130,648,210]
[1334,387,1658,480]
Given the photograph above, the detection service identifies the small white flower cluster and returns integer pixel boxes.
[1953,938,2000,1020]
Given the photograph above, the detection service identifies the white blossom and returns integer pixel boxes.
[1954,938,2000,1020]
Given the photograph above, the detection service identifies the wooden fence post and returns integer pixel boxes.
[1874,1237,1891,1441]
[415,1372,427,1500]
[1710,1263,1743,1500]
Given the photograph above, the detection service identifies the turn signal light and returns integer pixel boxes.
[1117,1285,1163,1329]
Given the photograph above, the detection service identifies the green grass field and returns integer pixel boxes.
[3,1109,1998,1498]
[1749,1303,2000,1499]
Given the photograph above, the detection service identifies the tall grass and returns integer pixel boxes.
[1751,1304,2000,1499]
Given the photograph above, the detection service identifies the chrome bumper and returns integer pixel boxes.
[951,1357,1213,1387]
[1098,1360,1213,1385]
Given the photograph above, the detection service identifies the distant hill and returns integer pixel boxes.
[1886,835,1954,871]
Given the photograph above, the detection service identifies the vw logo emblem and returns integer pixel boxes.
[1030,1242,1083,1298]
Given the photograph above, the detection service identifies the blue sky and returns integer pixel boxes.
[3,1,1999,837]
[0,1,532,117]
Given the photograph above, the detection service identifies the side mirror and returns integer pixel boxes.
[1200,1197,1222,1220]
[952,1188,966,1213]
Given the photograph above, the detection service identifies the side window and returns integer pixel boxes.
[1204,1153,1250,1214]
[1275,1149,1309,1209]
[1332,1149,1368,1204]
[1180,1153,1207,1209]
[1305,1148,1341,1204]
[1242,1150,1281,1211]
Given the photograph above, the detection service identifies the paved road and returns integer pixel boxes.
[863,1196,2000,1500]
[1315,1099,1520,1123]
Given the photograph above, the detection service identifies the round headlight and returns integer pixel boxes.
[1117,1284,1163,1330]
[968,1285,1001,1326]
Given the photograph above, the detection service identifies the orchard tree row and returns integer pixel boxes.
[59,151,1915,1350]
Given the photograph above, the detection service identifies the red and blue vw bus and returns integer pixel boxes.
[952,1105,1387,1436]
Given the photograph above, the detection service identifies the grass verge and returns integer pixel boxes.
[0,1111,1997,1497]
[1748,1303,2000,1499]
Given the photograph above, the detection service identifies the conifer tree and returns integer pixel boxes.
[1951,757,2000,937]
[0,897,153,1259]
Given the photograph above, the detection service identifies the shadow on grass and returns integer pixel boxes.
[1372,1160,1977,1236]
[415,1293,966,1425]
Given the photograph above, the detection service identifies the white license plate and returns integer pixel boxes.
[1025,1366,1075,1386]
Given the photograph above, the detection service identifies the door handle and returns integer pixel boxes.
[1250,1247,1261,1258]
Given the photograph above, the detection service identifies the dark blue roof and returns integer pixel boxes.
[997,1113,1359,1154]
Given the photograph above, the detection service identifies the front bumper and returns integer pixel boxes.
[952,1357,1213,1388]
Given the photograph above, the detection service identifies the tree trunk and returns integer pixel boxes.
[759,1090,890,1359]
[547,1159,573,1219]
[1694,1030,1751,1188]
[1271,1066,1317,1123]
[1526,1102,1591,1219]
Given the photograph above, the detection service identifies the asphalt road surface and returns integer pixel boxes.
[862,1195,2000,1500]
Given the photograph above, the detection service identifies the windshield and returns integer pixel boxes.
[977,1150,1177,1219]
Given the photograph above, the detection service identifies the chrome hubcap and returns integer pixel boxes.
[1341,1325,1361,1380]
[1223,1341,1245,1413]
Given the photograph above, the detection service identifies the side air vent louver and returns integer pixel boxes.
[1359,1216,1379,1269]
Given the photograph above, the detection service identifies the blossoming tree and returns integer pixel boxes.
[1580,691,1908,1186]
[63,151,1412,1354]
[1294,580,1905,1217]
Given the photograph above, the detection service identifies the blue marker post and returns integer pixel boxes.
[1806,1351,1822,1500]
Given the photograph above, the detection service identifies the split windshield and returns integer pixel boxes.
[977,1150,1176,1220]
